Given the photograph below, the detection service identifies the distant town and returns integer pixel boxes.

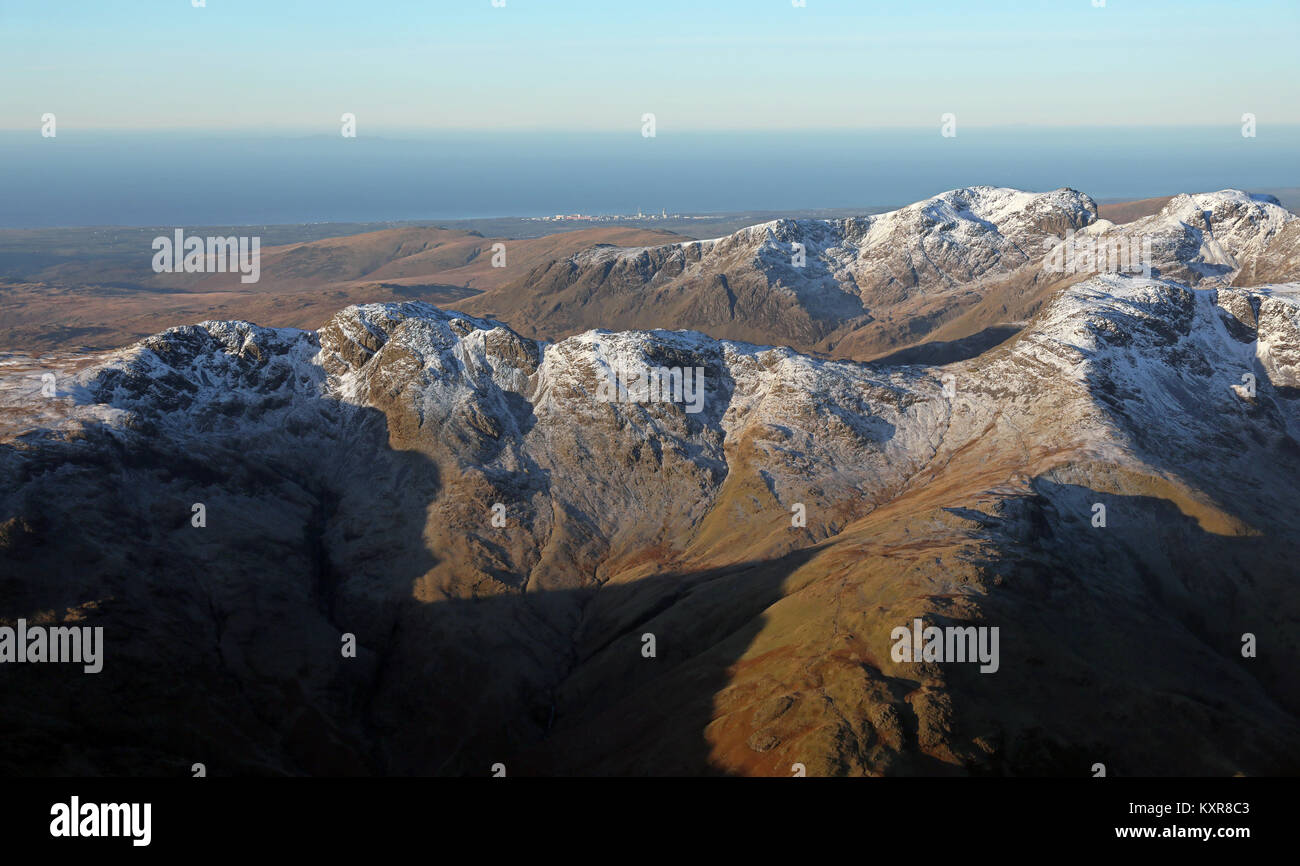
[524,208,715,223]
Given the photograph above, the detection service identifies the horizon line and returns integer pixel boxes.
[7,186,1298,233]
[4,122,1300,136]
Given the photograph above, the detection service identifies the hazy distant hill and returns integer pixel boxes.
[1097,196,1173,223]
[0,226,680,353]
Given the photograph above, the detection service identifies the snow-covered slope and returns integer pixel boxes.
[9,275,1300,564]
[1059,191,1299,286]
[569,185,1097,301]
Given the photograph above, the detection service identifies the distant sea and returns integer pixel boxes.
[1,126,1296,228]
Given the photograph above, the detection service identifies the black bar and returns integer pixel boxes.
[2,777,1285,854]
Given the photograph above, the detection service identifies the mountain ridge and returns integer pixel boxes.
[3,270,1299,776]
[458,187,1300,362]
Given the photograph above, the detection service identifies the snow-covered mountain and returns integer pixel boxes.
[460,186,1099,357]
[459,186,1300,363]
[1060,190,1299,286]
[3,266,1299,775]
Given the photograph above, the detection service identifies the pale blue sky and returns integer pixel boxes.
[2,0,1297,131]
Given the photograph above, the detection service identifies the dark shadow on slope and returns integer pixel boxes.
[868,324,1022,367]
[0,391,445,776]
[935,479,1300,776]
[371,283,481,302]
[0,395,807,777]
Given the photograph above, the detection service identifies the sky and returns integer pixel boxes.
[2,0,1298,132]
